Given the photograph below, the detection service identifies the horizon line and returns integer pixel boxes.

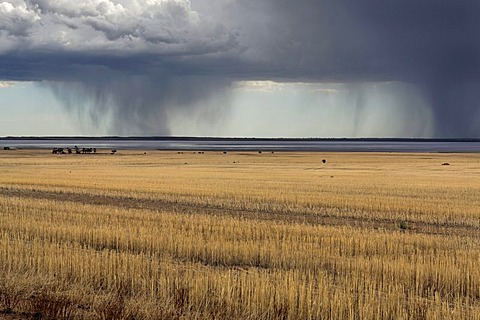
[1,136,480,142]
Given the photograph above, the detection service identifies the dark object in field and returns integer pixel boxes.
[223,151,227,154]
[399,221,411,231]
[442,162,450,166]
[322,159,327,164]
[3,146,10,150]
[63,146,96,154]
[81,148,95,154]
[258,151,262,154]
[111,149,117,155]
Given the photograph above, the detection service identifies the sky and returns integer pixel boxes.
[0,0,479,137]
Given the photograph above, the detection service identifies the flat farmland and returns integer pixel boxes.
[0,150,479,319]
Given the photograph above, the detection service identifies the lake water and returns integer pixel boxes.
[2,139,480,152]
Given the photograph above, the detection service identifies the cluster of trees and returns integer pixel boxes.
[52,146,96,154]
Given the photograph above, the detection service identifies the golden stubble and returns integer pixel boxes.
[0,150,479,319]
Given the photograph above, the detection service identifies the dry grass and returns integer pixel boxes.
[0,149,480,319]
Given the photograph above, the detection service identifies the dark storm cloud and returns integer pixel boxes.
[0,0,242,135]
[239,0,480,136]
[237,0,480,81]
[1,0,480,136]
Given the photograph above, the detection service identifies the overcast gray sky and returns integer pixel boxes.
[1,0,479,137]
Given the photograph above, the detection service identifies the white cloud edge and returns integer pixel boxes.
[234,80,340,94]
[0,81,17,88]
[0,0,237,56]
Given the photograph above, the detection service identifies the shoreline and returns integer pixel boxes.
[2,140,480,153]
[2,136,480,142]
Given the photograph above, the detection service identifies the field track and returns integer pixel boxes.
[0,185,479,238]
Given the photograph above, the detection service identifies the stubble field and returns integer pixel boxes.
[0,149,479,319]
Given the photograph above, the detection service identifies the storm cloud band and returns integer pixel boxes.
[1,0,480,137]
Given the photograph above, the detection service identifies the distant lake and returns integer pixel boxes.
[2,138,480,152]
